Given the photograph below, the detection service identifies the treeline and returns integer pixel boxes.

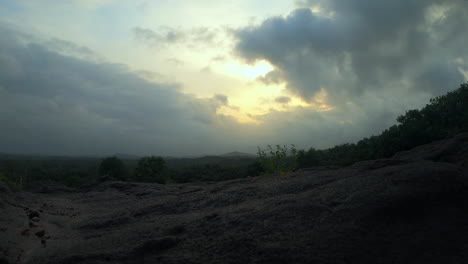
[0,155,261,189]
[0,158,102,189]
[98,156,263,184]
[296,82,468,168]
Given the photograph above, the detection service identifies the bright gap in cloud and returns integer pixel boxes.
[221,60,274,79]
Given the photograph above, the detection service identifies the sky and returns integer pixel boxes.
[0,0,467,156]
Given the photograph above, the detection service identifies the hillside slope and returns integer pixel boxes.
[1,134,468,264]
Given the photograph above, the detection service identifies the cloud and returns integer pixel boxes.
[74,0,114,9]
[166,58,184,66]
[256,70,284,85]
[44,38,101,62]
[200,66,212,74]
[133,26,221,49]
[212,94,229,105]
[274,96,291,104]
[211,55,227,62]
[2,0,467,158]
[234,0,467,103]
[226,0,468,150]
[0,21,408,156]
[0,24,245,156]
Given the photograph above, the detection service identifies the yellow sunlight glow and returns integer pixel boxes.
[223,60,274,79]
[215,87,336,124]
[217,106,261,124]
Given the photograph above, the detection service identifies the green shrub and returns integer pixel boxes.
[257,144,298,175]
[99,157,127,181]
[0,171,23,189]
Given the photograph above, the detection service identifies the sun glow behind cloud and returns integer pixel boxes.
[222,60,274,80]
[215,82,335,124]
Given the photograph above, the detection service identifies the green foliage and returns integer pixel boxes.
[0,171,23,189]
[246,160,265,176]
[257,144,298,174]
[99,157,127,181]
[0,155,259,188]
[134,156,167,183]
[296,82,468,168]
[0,159,102,189]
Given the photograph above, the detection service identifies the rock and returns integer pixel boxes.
[0,182,10,194]
[35,230,45,238]
[166,225,186,235]
[20,229,30,236]
[1,134,468,264]
[132,237,179,257]
[27,210,40,219]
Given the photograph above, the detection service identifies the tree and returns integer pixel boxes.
[99,157,127,181]
[297,147,321,168]
[257,145,298,175]
[134,156,167,183]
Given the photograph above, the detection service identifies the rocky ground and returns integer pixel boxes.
[1,133,468,264]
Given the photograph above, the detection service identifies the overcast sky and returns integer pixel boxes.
[0,0,467,156]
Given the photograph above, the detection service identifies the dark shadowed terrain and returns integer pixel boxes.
[1,134,468,264]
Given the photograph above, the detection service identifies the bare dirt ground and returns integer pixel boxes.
[1,133,468,264]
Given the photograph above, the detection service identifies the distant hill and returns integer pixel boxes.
[0,153,98,160]
[113,153,141,160]
[220,151,257,158]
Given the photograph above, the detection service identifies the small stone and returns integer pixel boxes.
[29,221,39,228]
[205,213,219,220]
[35,230,45,238]
[31,216,40,222]
[167,225,186,235]
[20,229,30,236]
[27,210,40,219]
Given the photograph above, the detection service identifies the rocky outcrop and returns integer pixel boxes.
[1,134,468,264]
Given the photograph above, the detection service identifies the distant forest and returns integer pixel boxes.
[1,82,467,189]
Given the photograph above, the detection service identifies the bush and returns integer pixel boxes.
[134,156,167,183]
[257,145,298,175]
[0,171,23,189]
[99,157,127,181]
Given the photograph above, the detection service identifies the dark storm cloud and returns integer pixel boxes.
[256,70,284,85]
[235,0,467,101]
[0,24,240,156]
[227,0,468,150]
